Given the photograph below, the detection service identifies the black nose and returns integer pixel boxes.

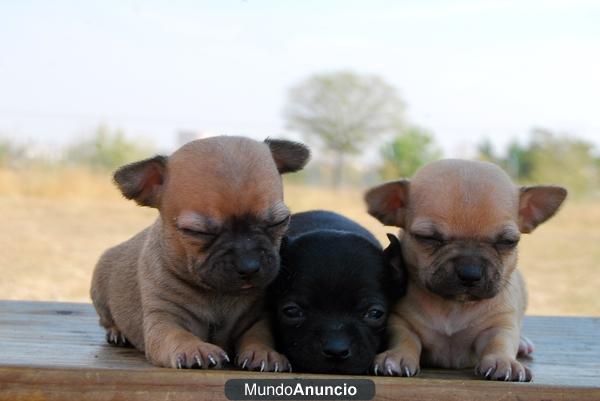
[236,258,261,277]
[456,265,483,285]
[321,337,351,360]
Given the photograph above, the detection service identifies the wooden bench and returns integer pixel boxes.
[0,300,598,401]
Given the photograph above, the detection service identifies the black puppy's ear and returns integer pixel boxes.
[384,233,407,299]
[113,155,168,208]
[365,180,410,228]
[265,138,310,174]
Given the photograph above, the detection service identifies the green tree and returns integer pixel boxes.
[0,138,26,167]
[379,126,441,179]
[477,138,499,165]
[477,138,533,180]
[66,125,154,170]
[477,129,599,196]
[526,129,598,195]
[284,71,405,186]
[504,140,533,180]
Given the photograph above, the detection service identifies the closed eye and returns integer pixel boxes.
[496,237,520,248]
[268,215,290,228]
[177,227,217,239]
[412,233,445,247]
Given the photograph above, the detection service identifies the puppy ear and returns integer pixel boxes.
[518,186,567,233]
[383,233,407,299]
[264,138,310,174]
[113,155,168,208]
[364,180,410,227]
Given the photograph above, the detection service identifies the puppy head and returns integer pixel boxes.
[113,136,310,292]
[270,232,404,374]
[365,159,566,302]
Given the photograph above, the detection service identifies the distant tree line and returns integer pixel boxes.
[2,71,599,197]
[0,125,155,171]
[284,71,600,196]
[478,128,600,196]
[65,124,154,170]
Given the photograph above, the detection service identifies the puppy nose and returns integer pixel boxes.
[321,338,351,360]
[236,258,261,277]
[456,265,483,285]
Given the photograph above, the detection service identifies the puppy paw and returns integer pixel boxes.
[171,340,230,369]
[236,347,291,372]
[372,350,420,377]
[518,336,535,357]
[476,355,533,382]
[105,326,131,347]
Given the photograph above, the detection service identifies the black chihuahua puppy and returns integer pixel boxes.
[268,210,406,374]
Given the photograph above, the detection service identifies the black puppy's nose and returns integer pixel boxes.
[321,338,351,360]
[456,265,483,286]
[236,258,261,277]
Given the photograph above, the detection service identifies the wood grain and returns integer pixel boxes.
[0,300,599,400]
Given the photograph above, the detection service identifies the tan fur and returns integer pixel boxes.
[91,136,305,370]
[365,159,566,381]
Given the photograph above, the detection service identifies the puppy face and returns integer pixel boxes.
[270,232,404,374]
[366,159,566,303]
[113,136,309,292]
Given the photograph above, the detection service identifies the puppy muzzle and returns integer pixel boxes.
[426,255,501,301]
[196,248,279,292]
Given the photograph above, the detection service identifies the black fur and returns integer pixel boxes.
[269,210,406,374]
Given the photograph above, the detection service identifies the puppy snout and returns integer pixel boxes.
[321,337,351,360]
[456,264,483,286]
[236,257,261,277]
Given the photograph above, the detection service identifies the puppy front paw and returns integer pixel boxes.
[476,355,532,382]
[105,326,131,347]
[372,350,420,377]
[518,336,535,357]
[236,347,291,372]
[170,340,230,369]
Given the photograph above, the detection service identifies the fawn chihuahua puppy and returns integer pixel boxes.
[365,159,566,381]
[91,136,309,370]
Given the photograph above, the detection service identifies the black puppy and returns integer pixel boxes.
[269,210,405,374]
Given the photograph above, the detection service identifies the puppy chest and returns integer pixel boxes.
[421,331,476,368]
[416,313,479,369]
[199,297,260,348]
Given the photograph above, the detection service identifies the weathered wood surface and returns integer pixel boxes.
[0,300,598,400]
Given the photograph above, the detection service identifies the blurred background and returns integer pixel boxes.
[1,1,598,315]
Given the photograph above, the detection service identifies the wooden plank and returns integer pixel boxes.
[0,300,599,401]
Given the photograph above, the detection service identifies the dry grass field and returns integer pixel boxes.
[0,168,599,316]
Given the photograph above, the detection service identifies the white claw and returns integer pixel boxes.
[260,360,266,372]
[386,366,393,376]
[241,358,248,370]
[176,360,182,369]
[485,367,493,378]
[404,366,411,377]
[518,371,525,382]
[373,364,379,376]
[195,356,203,368]
[208,355,217,366]
[504,370,511,381]
[274,363,279,373]
[223,354,230,363]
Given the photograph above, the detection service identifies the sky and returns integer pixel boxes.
[0,0,599,160]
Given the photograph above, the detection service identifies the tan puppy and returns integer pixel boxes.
[91,136,309,370]
[365,159,566,381]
